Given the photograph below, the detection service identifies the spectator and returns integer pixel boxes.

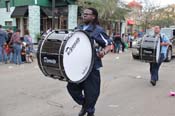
[121,33,126,52]
[6,28,13,44]
[128,33,133,48]
[113,33,122,53]
[0,25,8,63]
[9,29,22,65]
[23,29,33,63]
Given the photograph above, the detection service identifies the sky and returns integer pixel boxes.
[122,0,175,7]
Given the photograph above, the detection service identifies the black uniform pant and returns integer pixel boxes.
[150,53,165,81]
[67,69,101,114]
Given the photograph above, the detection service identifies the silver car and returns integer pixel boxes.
[132,28,175,62]
[161,28,175,61]
[132,37,142,59]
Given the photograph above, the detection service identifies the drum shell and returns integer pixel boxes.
[140,36,160,63]
[37,36,68,81]
[37,30,94,83]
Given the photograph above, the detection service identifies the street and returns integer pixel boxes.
[0,49,175,116]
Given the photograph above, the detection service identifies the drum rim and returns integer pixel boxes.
[59,35,69,80]
[156,37,160,63]
[61,30,95,83]
[37,39,48,76]
[38,32,54,77]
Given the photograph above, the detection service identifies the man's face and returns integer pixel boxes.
[154,26,160,34]
[16,31,20,35]
[82,9,95,24]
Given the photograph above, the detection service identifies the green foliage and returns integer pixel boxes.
[150,18,174,28]
[77,0,128,21]
[36,33,41,42]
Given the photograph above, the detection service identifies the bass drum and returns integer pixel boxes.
[37,30,94,83]
[140,35,160,63]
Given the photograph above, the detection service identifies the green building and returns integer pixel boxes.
[0,0,77,43]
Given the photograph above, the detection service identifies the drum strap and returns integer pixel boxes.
[159,34,164,61]
[84,25,99,48]
[81,25,102,53]
[160,34,162,43]
[160,34,163,51]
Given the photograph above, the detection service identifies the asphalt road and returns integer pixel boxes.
[0,49,175,116]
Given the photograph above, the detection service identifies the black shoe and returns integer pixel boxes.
[78,107,86,116]
[87,113,94,116]
[150,80,156,86]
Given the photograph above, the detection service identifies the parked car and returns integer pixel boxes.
[131,37,142,59]
[132,28,175,62]
[160,28,175,61]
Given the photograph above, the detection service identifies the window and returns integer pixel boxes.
[5,0,10,12]
[16,18,20,29]
[23,18,28,31]
[59,16,67,29]
[5,21,12,26]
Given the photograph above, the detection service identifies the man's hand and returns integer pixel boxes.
[160,42,169,46]
[97,45,111,58]
[97,50,105,58]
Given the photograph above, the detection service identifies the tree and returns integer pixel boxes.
[150,5,175,27]
[141,1,175,29]
[78,0,128,20]
[77,0,129,33]
[150,18,174,27]
[140,0,160,31]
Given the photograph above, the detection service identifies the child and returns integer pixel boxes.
[21,45,26,63]
[24,29,33,63]
[25,44,33,63]
[3,43,10,63]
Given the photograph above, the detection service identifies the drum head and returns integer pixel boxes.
[156,38,160,63]
[63,31,94,83]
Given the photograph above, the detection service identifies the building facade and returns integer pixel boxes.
[0,0,77,43]
[127,0,142,34]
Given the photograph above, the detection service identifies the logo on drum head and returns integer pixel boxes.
[43,57,57,64]
[143,50,152,54]
[82,66,88,75]
[66,38,80,55]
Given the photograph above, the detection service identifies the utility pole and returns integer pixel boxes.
[52,0,55,30]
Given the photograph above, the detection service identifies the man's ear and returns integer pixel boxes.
[173,30,175,36]
[92,15,95,19]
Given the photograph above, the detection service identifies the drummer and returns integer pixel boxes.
[67,8,111,116]
[150,26,169,86]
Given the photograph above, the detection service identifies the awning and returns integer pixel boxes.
[127,20,134,25]
[11,6,28,18]
[41,7,52,18]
